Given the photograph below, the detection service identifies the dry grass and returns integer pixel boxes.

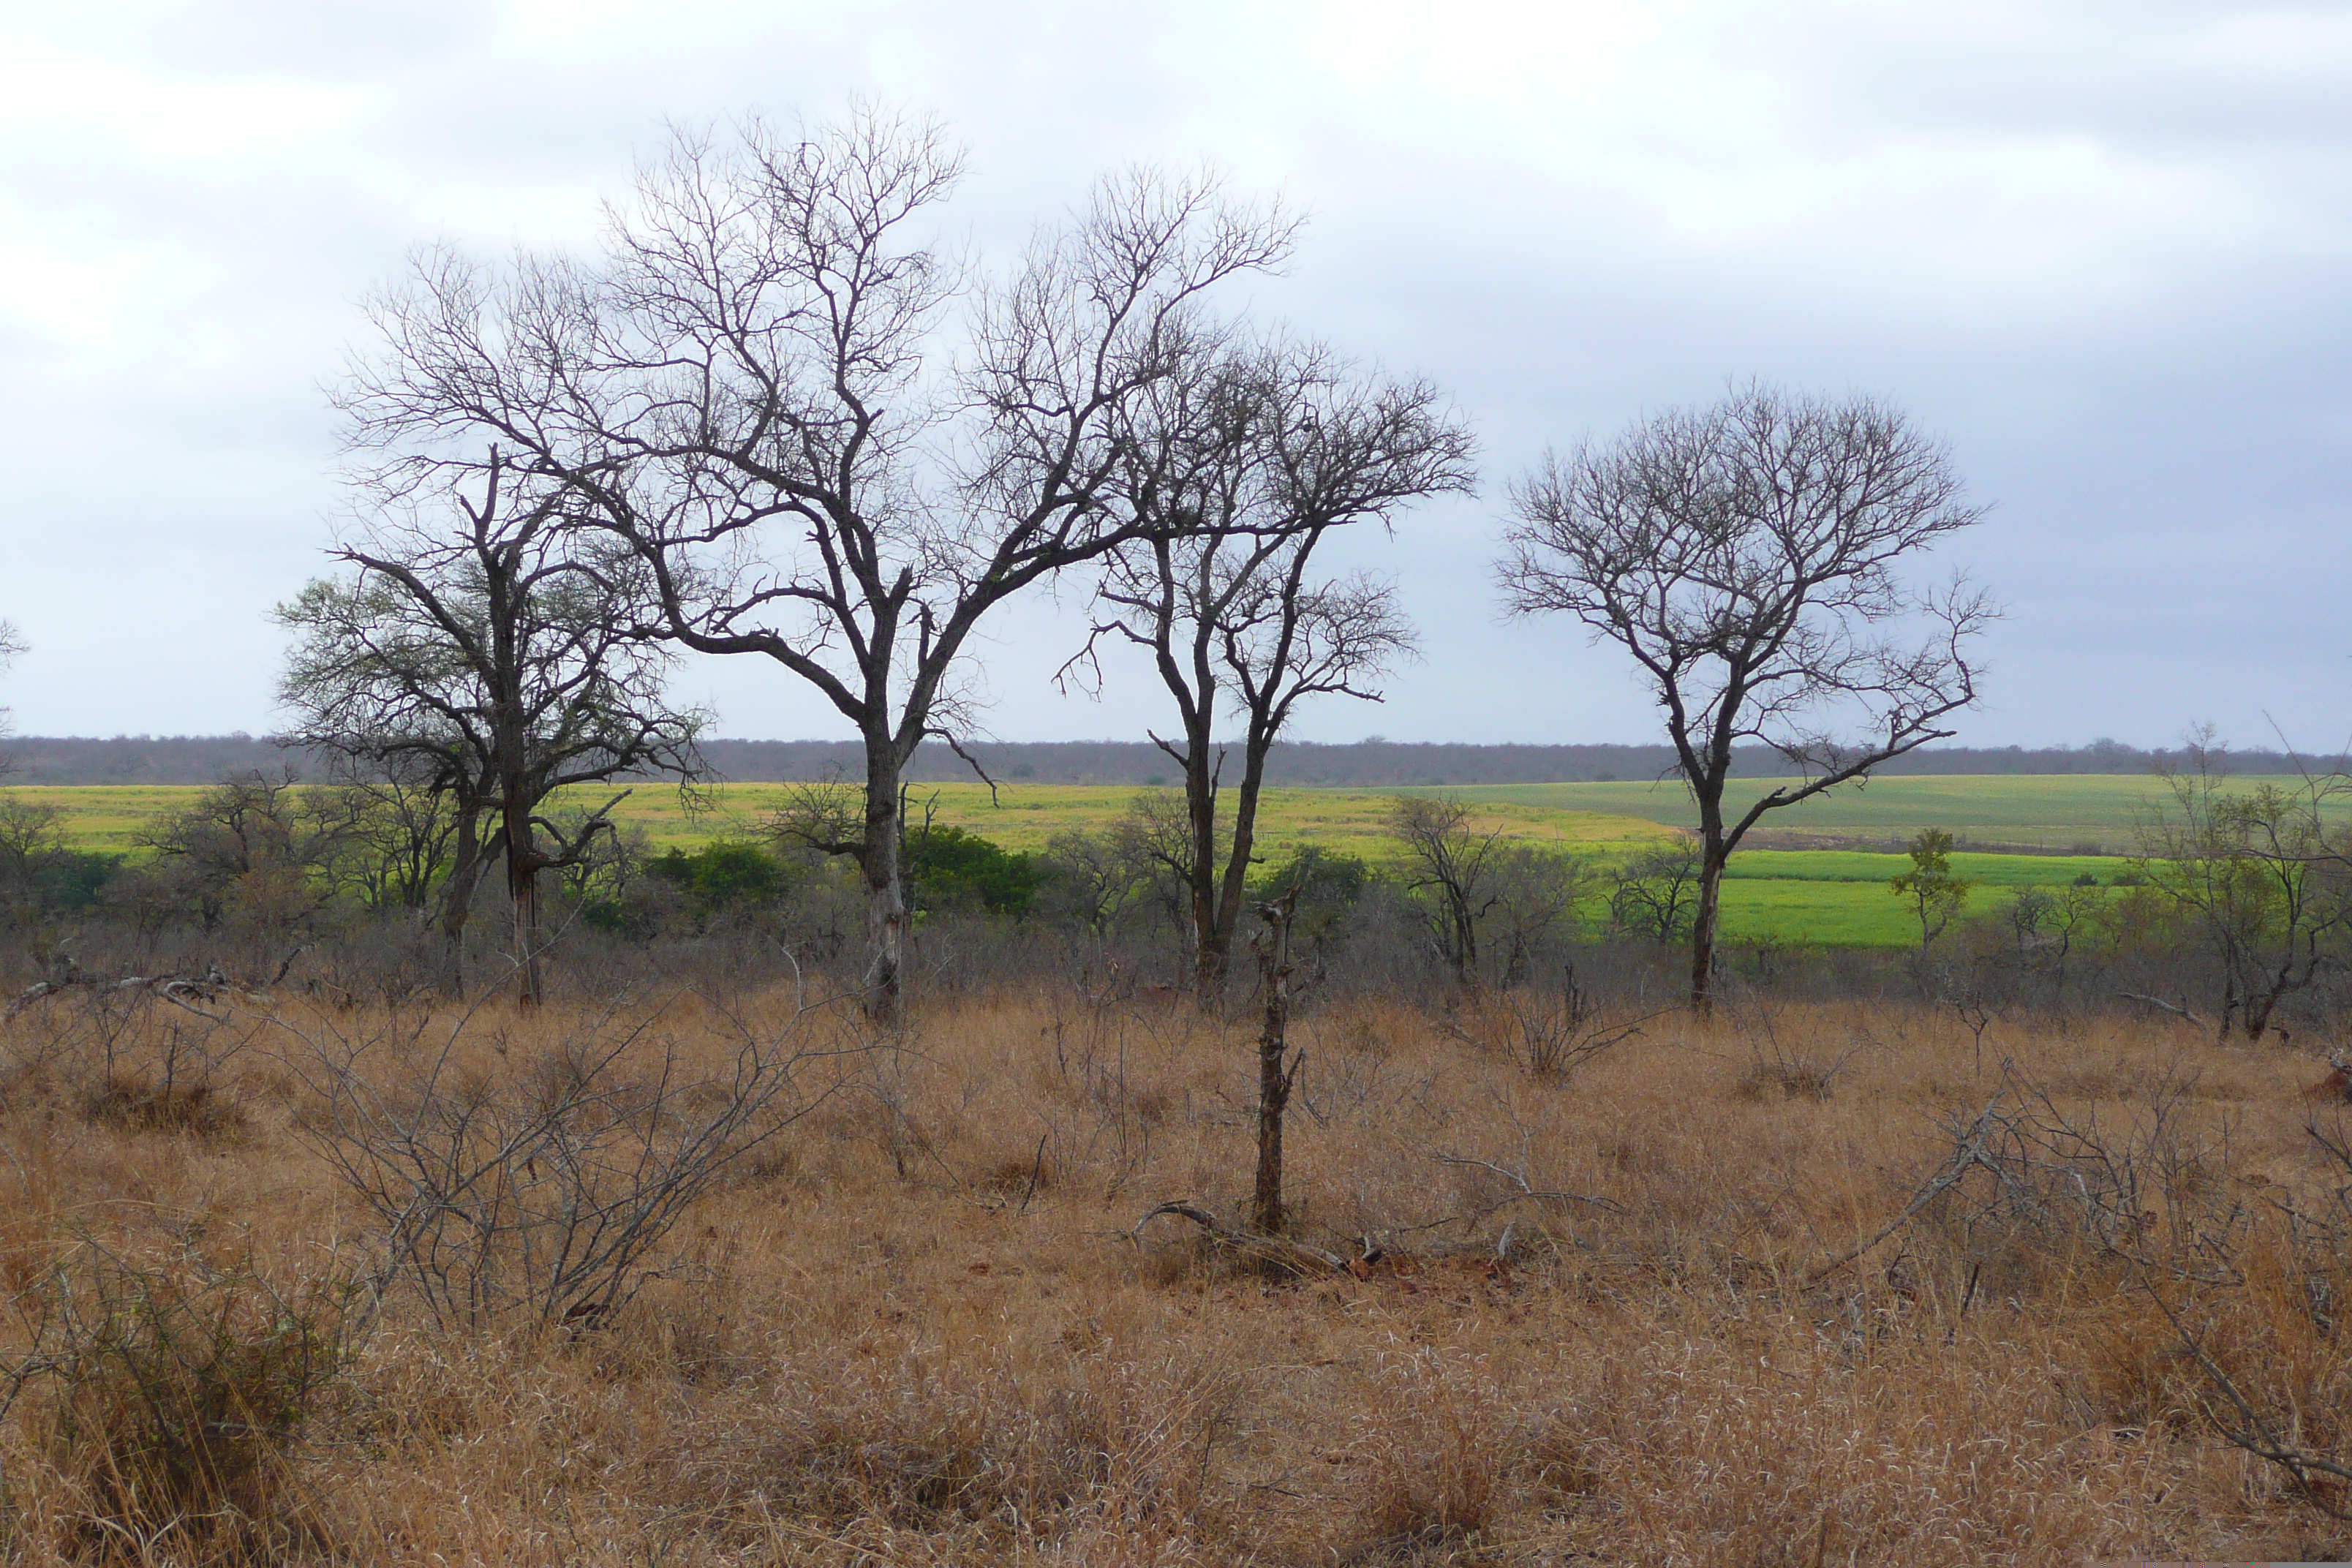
[1,980,2350,1564]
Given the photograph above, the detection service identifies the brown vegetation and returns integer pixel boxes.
[4,981,2352,1564]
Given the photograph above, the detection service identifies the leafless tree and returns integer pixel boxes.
[133,770,358,940]
[0,620,23,779]
[1607,839,1703,944]
[1034,827,1146,941]
[0,796,65,935]
[316,758,464,915]
[1390,795,1507,991]
[2000,878,2100,986]
[278,452,705,1003]
[338,110,1294,1021]
[2131,730,2351,1040]
[1066,337,1473,993]
[1499,382,1996,1009]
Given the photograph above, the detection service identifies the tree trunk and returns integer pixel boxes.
[1206,735,1275,999]
[500,794,543,1009]
[438,807,484,1000]
[864,739,907,1024]
[1689,848,1725,1014]
[1185,739,1221,997]
[1451,890,1479,992]
[1251,891,1301,1236]
[510,859,542,1009]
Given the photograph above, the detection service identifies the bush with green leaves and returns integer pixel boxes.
[908,825,1041,917]
[648,840,791,913]
[1248,845,1371,946]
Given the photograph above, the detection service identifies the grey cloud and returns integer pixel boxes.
[0,0,2343,751]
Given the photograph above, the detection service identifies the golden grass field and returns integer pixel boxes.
[5,979,2352,1564]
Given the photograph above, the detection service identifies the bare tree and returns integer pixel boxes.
[1999,878,2100,988]
[1608,839,1703,944]
[1390,795,1506,991]
[133,770,359,940]
[278,453,704,1003]
[338,110,1294,1021]
[2132,731,2351,1040]
[1499,382,1996,1009]
[1066,338,1473,993]
[0,620,23,779]
[317,757,464,915]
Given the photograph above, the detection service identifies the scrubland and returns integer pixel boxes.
[3,978,2351,1566]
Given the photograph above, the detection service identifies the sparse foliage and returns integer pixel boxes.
[1891,827,1972,948]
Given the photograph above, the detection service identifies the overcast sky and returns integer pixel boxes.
[1,1,2345,752]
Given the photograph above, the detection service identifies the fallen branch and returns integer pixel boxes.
[1429,1154,1624,1219]
[2141,1278,2352,1519]
[1128,1201,1351,1275]
[7,967,254,1022]
[1807,1088,2006,1285]
[2117,991,2205,1029]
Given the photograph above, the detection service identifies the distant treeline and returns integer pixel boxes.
[0,733,2327,787]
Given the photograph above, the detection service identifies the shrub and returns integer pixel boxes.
[909,826,1041,917]
[5,1245,354,1559]
[647,840,790,914]
[293,1002,840,1328]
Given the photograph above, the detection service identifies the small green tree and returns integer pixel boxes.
[1891,828,1972,948]
[905,826,1041,918]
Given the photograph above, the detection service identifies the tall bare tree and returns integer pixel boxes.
[279,452,704,1003]
[0,619,24,779]
[1067,338,1473,992]
[338,109,1294,1020]
[1499,382,1995,1009]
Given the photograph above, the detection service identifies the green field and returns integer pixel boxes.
[0,783,1678,862]
[0,776,2198,948]
[1407,774,2350,853]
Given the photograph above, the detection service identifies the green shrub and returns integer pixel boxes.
[908,826,1040,917]
[647,840,789,912]
[1248,844,1371,943]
